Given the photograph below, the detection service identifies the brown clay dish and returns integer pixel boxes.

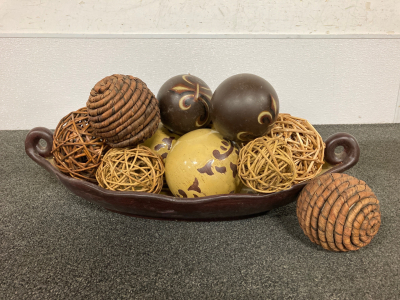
[25,127,360,221]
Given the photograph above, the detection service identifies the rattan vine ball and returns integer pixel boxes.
[52,107,108,183]
[267,114,325,184]
[238,137,296,193]
[96,146,164,193]
[86,74,160,148]
[297,173,381,252]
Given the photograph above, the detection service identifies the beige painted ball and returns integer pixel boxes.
[142,124,180,162]
[165,128,240,198]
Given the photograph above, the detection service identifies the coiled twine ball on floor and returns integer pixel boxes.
[86,74,160,148]
[96,146,165,193]
[238,137,296,193]
[297,173,381,252]
[52,107,108,183]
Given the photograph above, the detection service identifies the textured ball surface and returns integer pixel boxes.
[96,146,164,193]
[157,74,212,135]
[211,73,279,142]
[141,124,180,162]
[86,74,160,148]
[267,114,325,184]
[165,129,240,198]
[238,137,296,193]
[52,107,108,183]
[297,173,381,252]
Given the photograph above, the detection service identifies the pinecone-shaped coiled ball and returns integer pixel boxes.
[86,74,160,148]
[297,173,381,252]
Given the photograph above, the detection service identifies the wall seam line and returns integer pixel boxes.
[1,33,400,39]
[394,81,400,123]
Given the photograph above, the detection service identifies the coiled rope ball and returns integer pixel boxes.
[52,107,108,183]
[238,137,296,193]
[86,74,160,148]
[297,173,381,252]
[267,114,325,184]
[96,146,164,193]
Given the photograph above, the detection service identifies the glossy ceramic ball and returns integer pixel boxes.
[211,73,279,142]
[141,124,180,162]
[165,129,240,198]
[157,74,212,135]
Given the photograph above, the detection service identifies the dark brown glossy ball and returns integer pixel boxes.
[211,73,279,142]
[157,74,212,135]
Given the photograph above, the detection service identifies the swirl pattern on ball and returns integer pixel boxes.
[171,75,211,126]
[297,173,381,252]
[157,74,212,135]
[52,107,108,183]
[86,74,160,148]
[96,146,164,193]
[211,73,279,142]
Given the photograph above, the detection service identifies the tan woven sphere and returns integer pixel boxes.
[238,137,296,193]
[267,114,325,184]
[96,146,164,193]
[86,74,160,148]
[52,107,108,183]
[297,173,381,252]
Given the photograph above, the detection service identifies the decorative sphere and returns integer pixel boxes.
[238,137,296,193]
[157,74,212,135]
[96,146,164,193]
[165,129,240,198]
[141,124,180,162]
[297,173,381,252]
[211,73,279,142]
[86,74,160,148]
[52,107,108,183]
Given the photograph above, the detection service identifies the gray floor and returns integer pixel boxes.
[1,124,399,300]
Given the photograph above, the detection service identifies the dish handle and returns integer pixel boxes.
[324,132,360,174]
[25,127,56,175]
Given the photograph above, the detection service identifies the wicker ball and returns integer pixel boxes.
[267,114,325,184]
[238,137,296,193]
[86,74,160,148]
[297,173,381,252]
[52,107,108,183]
[96,145,164,193]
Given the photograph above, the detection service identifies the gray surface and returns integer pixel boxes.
[1,124,399,300]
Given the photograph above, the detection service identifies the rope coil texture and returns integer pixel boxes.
[52,107,108,183]
[96,145,164,193]
[87,74,160,148]
[297,173,381,252]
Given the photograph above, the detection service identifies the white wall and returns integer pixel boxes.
[1,0,399,35]
[1,1,400,129]
[1,37,400,130]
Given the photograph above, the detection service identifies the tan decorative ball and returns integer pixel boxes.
[141,124,180,162]
[52,107,108,183]
[267,114,325,184]
[165,129,240,198]
[96,146,164,193]
[297,173,381,252]
[86,74,160,148]
[238,137,296,193]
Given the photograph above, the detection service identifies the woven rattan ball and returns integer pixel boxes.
[238,137,296,193]
[267,114,325,184]
[52,107,108,183]
[96,145,164,193]
[297,173,381,252]
[86,74,160,148]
